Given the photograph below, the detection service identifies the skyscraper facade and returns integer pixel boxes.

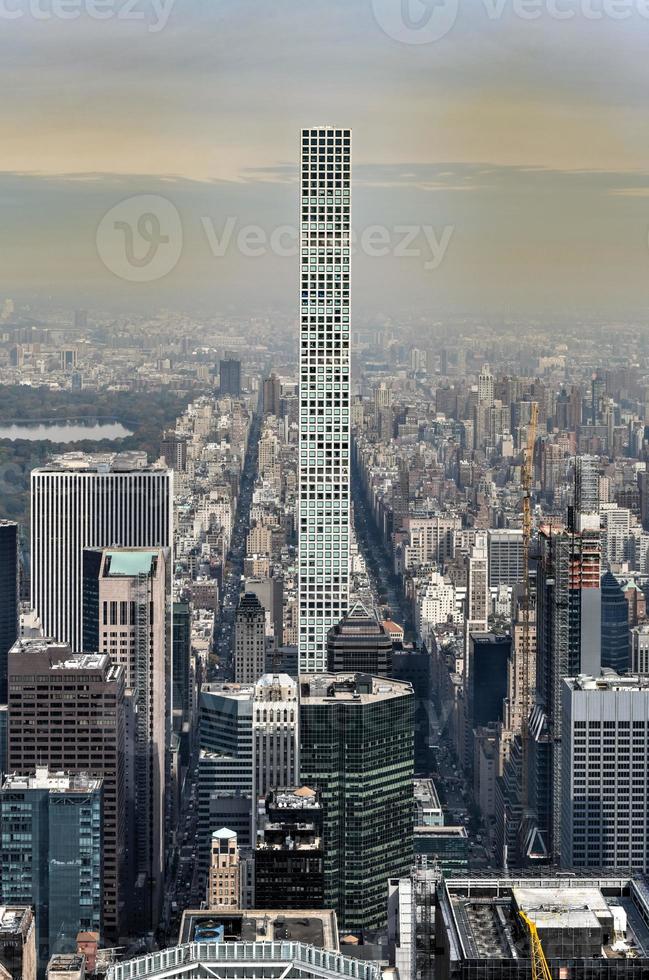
[299,672,413,931]
[83,547,170,929]
[234,593,266,684]
[600,570,630,673]
[7,642,127,941]
[207,829,240,910]
[254,787,324,910]
[532,523,601,862]
[219,357,241,396]
[0,521,19,703]
[0,770,103,971]
[561,674,649,871]
[31,452,172,652]
[298,126,351,672]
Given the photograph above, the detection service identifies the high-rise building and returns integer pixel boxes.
[255,787,324,910]
[574,454,600,518]
[7,641,127,941]
[172,600,192,727]
[487,529,524,589]
[197,672,299,880]
[220,357,241,396]
[468,633,510,731]
[234,593,266,684]
[82,547,170,929]
[263,374,282,417]
[0,521,19,703]
[0,770,103,971]
[245,576,284,648]
[252,674,299,809]
[464,533,489,659]
[0,907,36,980]
[299,673,413,931]
[298,126,351,672]
[478,364,494,407]
[326,601,393,676]
[600,570,630,673]
[631,624,649,674]
[31,452,172,652]
[561,673,649,871]
[197,683,254,880]
[532,523,601,862]
[207,829,240,910]
[161,431,187,472]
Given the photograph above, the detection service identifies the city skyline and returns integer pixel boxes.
[2,3,649,977]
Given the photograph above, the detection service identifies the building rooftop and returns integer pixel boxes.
[414,777,441,810]
[0,906,33,938]
[271,787,320,810]
[106,941,378,980]
[299,673,412,704]
[37,450,167,473]
[103,550,159,577]
[178,910,338,951]
[51,652,111,671]
[567,672,649,692]
[212,827,237,840]
[9,639,116,678]
[439,874,649,964]
[327,601,385,637]
[48,953,86,972]
[2,768,102,794]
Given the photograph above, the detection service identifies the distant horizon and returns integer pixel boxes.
[1,0,648,316]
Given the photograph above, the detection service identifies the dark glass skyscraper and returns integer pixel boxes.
[600,570,629,673]
[0,521,19,703]
[219,357,241,396]
[0,771,103,972]
[326,601,393,676]
[299,672,413,932]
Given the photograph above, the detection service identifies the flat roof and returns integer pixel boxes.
[37,450,167,473]
[440,876,649,962]
[104,550,158,577]
[512,886,607,932]
[299,673,412,704]
[567,673,649,692]
[0,906,32,935]
[3,770,102,793]
[179,910,337,951]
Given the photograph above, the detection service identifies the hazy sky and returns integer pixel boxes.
[1,0,648,316]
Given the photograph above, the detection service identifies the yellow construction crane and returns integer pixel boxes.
[519,910,553,980]
[521,400,538,811]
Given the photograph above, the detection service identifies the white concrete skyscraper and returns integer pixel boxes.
[298,126,351,672]
[31,451,172,652]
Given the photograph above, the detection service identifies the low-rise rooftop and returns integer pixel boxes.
[299,673,412,704]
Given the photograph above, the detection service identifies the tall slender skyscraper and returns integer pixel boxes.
[298,126,351,671]
[31,452,172,652]
[0,521,19,702]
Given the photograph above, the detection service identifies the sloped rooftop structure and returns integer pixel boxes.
[106,941,380,980]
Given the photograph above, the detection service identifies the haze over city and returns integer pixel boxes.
[1,0,648,314]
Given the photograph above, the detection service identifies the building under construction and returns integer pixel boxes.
[435,873,649,979]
